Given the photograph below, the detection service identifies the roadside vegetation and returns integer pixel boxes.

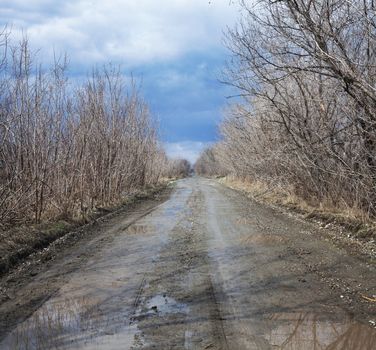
[166,159,191,179]
[0,30,189,274]
[196,1,376,238]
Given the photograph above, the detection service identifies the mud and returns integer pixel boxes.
[0,177,375,349]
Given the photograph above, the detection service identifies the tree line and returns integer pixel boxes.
[196,0,376,218]
[0,30,189,228]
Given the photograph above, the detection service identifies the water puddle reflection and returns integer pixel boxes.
[0,296,141,350]
[145,294,189,316]
[2,298,375,349]
[1,293,191,349]
[265,312,376,350]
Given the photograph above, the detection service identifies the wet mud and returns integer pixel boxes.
[0,178,375,349]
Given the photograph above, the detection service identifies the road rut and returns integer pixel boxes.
[0,177,375,349]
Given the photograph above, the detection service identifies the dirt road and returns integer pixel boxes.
[0,177,375,349]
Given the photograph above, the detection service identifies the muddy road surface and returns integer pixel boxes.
[0,177,375,349]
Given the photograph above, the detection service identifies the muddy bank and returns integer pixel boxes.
[0,184,170,278]
[0,177,375,349]
[220,177,376,262]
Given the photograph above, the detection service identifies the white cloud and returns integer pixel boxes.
[164,141,210,164]
[0,0,239,67]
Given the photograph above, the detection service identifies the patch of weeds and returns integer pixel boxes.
[354,227,375,240]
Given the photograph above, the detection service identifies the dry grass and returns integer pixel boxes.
[220,176,376,241]
[0,183,169,277]
[220,176,310,209]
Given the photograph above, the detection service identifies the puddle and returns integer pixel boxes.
[0,296,141,350]
[6,294,191,349]
[145,295,189,316]
[265,312,376,350]
[68,324,144,350]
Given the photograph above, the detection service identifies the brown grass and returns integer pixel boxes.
[0,183,169,277]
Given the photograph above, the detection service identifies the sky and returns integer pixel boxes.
[0,0,240,163]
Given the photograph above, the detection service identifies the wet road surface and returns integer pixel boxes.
[1,177,375,349]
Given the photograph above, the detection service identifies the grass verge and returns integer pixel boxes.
[0,182,171,277]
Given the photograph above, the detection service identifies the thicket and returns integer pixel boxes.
[0,31,180,228]
[167,159,191,179]
[196,0,376,219]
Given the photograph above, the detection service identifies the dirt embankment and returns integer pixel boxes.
[219,177,376,262]
[0,184,171,278]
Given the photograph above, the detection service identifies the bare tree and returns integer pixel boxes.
[167,159,191,179]
[198,0,376,218]
[0,31,177,228]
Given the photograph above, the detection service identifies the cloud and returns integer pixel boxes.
[164,141,210,164]
[0,0,239,67]
[138,54,233,142]
[0,0,238,151]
